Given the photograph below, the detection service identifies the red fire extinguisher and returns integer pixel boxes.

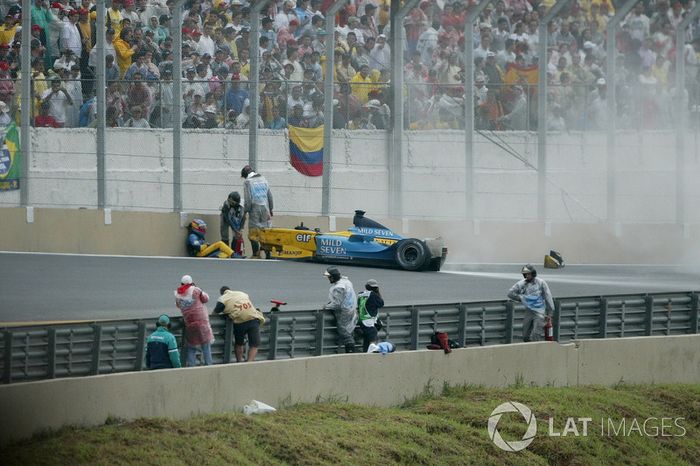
[544,317,554,342]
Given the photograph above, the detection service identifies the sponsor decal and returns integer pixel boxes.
[374,238,398,246]
[355,227,398,237]
[295,233,314,243]
[318,238,348,256]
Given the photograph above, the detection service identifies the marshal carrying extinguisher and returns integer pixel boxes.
[544,317,554,342]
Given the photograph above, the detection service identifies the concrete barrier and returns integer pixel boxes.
[2,207,700,264]
[1,334,698,445]
[576,336,700,385]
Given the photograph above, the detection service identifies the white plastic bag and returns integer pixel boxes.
[243,400,277,416]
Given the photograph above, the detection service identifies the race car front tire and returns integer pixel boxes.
[395,239,428,271]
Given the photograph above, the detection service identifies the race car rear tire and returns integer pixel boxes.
[395,239,428,271]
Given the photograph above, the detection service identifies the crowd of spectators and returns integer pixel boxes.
[0,0,697,131]
[405,0,700,131]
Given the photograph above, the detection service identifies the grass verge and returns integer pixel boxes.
[2,384,699,465]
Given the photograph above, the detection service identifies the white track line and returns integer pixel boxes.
[441,270,698,289]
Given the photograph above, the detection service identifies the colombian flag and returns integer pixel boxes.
[289,124,323,177]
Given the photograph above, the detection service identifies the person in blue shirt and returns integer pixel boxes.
[145,314,182,369]
[225,77,249,116]
[294,0,313,37]
[267,106,287,129]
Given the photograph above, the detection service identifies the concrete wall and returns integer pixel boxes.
[1,127,697,222]
[1,335,698,445]
[0,207,330,257]
[3,207,700,264]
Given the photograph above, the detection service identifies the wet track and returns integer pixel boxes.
[1,252,699,324]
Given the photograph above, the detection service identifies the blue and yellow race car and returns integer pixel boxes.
[255,210,447,271]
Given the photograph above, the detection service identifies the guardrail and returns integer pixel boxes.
[2,291,698,384]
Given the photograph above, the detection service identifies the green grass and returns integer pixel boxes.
[3,384,699,465]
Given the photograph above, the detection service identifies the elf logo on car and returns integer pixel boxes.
[295,233,313,243]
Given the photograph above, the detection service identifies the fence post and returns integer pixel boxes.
[690,292,699,334]
[553,300,562,341]
[223,318,233,364]
[267,312,279,360]
[134,322,147,371]
[91,324,102,375]
[315,310,325,356]
[410,307,419,350]
[179,319,189,364]
[457,304,467,347]
[644,295,654,336]
[47,328,56,379]
[504,301,514,344]
[3,331,11,384]
[599,298,608,339]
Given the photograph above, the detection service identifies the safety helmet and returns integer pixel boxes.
[189,218,207,235]
[521,264,537,277]
[228,191,241,203]
[323,266,341,281]
[241,165,253,178]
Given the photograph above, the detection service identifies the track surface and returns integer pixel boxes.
[1,252,699,323]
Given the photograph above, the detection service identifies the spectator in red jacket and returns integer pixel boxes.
[174,274,214,367]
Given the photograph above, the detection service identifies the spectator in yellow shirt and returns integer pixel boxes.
[0,14,18,46]
[213,286,265,362]
[113,27,138,77]
[350,64,373,104]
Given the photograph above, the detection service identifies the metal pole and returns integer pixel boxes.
[537,0,573,222]
[96,0,106,208]
[321,1,346,216]
[464,0,493,221]
[173,0,184,212]
[606,0,639,224]
[389,0,420,219]
[248,0,273,168]
[674,4,700,226]
[19,0,30,206]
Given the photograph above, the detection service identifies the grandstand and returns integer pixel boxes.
[0,0,698,225]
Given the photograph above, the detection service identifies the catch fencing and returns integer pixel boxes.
[2,290,698,384]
